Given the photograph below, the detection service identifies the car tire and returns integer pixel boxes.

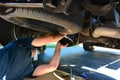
[83,42,94,51]
[1,7,83,34]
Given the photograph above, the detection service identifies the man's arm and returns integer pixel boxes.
[32,42,66,76]
[31,34,65,47]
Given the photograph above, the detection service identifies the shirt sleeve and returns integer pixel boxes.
[18,37,36,50]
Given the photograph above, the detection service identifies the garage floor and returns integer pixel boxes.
[36,44,120,80]
[23,70,85,80]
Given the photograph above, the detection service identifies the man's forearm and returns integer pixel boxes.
[32,46,61,76]
[32,35,64,47]
[49,46,61,69]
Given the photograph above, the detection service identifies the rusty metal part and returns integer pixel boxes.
[80,11,91,36]
[92,27,120,39]
[43,0,81,14]
[43,0,71,14]
[83,0,117,16]
[43,0,64,12]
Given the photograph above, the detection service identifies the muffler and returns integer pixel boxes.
[92,27,120,39]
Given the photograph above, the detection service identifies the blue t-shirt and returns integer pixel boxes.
[0,37,36,80]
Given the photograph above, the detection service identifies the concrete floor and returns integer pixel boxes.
[23,70,85,80]
[37,44,120,80]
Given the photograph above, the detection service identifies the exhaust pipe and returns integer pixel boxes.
[92,27,120,39]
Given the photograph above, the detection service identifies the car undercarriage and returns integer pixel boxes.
[0,0,120,51]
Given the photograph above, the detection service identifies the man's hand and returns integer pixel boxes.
[56,41,68,49]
